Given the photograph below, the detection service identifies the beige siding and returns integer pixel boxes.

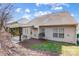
[31,29,38,38]
[39,26,77,44]
[22,25,77,44]
[22,27,31,39]
[22,27,38,39]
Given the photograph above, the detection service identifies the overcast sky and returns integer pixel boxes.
[12,3,79,22]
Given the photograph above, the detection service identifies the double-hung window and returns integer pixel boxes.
[27,28,28,34]
[53,27,64,38]
[59,28,64,38]
[39,28,45,38]
[41,28,45,37]
[23,28,27,35]
[53,28,58,38]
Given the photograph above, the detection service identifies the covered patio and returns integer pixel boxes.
[7,22,23,42]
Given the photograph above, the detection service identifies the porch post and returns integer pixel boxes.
[19,27,22,42]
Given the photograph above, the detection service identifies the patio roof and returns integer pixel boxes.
[7,18,29,28]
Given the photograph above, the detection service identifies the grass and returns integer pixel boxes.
[31,41,75,54]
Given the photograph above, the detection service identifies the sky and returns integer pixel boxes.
[12,3,79,22]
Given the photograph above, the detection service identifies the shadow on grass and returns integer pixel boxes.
[19,39,76,56]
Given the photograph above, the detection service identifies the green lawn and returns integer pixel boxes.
[31,41,75,54]
[31,41,79,55]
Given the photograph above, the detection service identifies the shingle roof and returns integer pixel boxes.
[7,18,29,28]
[26,12,77,27]
[18,18,29,25]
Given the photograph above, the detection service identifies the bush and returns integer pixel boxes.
[77,34,79,38]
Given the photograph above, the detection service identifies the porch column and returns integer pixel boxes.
[19,27,22,41]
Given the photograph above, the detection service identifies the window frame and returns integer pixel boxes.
[53,33,58,38]
[39,28,45,37]
[59,28,64,38]
[53,27,64,38]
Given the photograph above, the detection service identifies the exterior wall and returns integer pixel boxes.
[31,29,38,38]
[22,27,38,39]
[22,25,77,44]
[22,27,31,39]
[39,26,77,44]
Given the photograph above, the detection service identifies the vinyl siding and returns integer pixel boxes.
[22,27,38,39]
[22,27,31,39]
[39,26,77,44]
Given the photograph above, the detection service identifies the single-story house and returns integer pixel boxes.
[22,12,78,44]
[6,18,29,41]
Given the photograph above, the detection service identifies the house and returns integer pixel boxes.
[22,11,77,44]
[6,18,29,41]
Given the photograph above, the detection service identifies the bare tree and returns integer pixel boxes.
[0,3,14,30]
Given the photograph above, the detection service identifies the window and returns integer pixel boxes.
[41,28,45,32]
[53,28,64,38]
[23,28,27,35]
[53,33,58,38]
[59,33,64,38]
[24,28,28,34]
[27,28,28,34]
[39,28,45,38]
[59,28,64,38]
[53,28,58,38]
[59,28,64,33]
[41,28,45,36]
[30,30,32,35]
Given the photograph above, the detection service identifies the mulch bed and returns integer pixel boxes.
[19,38,46,48]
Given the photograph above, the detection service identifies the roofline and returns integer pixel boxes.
[18,23,77,28]
[39,24,78,27]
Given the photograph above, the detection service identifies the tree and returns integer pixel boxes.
[0,3,14,30]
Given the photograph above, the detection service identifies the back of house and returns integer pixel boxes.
[22,11,77,44]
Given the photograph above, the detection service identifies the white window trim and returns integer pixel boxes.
[53,27,64,38]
